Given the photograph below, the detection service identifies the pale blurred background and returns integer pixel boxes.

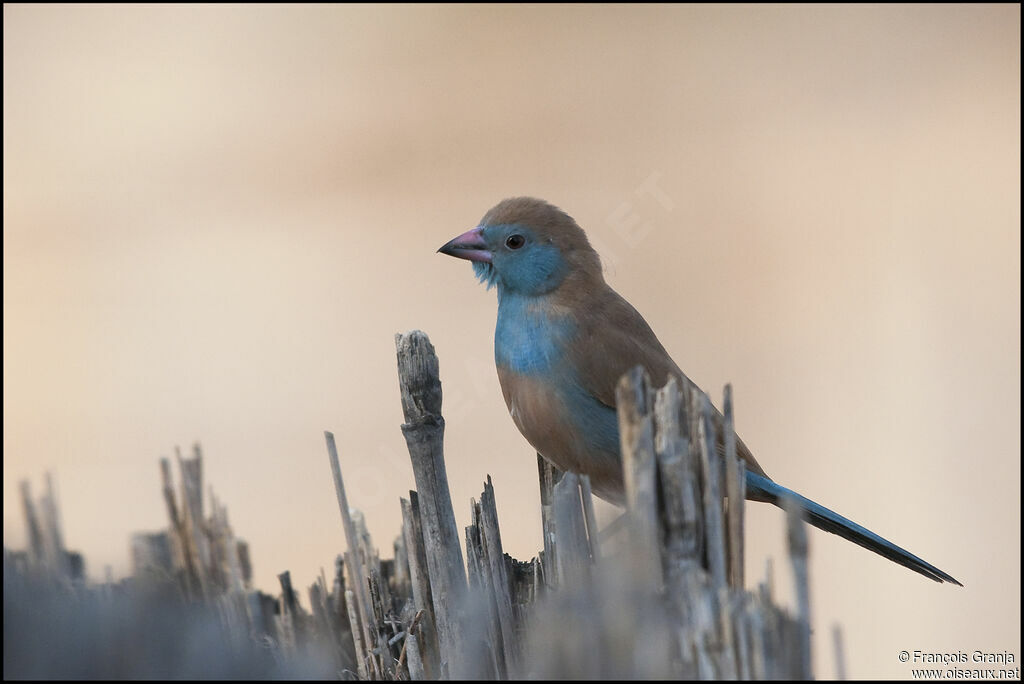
[4,4,1019,679]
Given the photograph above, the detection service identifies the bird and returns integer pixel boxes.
[438,196,960,586]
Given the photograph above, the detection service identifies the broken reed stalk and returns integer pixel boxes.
[344,587,369,680]
[615,367,664,589]
[477,477,518,673]
[536,454,562,585]
[695,388,729,594]
[551,473,591,587]
[395,331,470,679]
[177,446,212,601]
[326,431,392,678]
[18,481,46,572]
[832,624,847,680]
[787,497,813,680]
[723,384,746,591]
[400,493,440,678]
[578,474,601,562]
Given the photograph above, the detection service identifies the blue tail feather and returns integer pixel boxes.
[745,472,961,586]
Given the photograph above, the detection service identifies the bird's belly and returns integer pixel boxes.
[497,367,625,504]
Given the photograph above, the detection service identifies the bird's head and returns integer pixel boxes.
[438,197,602,296]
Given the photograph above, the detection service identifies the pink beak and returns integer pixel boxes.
[438,226,492,263]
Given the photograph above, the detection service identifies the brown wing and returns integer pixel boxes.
[571,286,770,480]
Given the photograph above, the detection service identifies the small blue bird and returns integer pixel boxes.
[439,197,960,585]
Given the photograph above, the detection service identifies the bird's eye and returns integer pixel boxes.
[505,234,525,250]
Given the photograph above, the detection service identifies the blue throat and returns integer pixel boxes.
[494,289,574,374]
[473,261,499,290]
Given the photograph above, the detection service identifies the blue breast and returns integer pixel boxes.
[494,292,621,461]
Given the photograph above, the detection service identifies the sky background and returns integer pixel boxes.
[4,4,1020,678]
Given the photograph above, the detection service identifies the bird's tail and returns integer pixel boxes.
[745,472,962,586]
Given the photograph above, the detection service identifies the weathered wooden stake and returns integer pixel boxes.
[695,390,728,592]
[537,454,563,587]
[616,366,663,589]
[552,473,591,586]
[401,493,439,678]
[395,330,469,679]
[326,431,391,677]
[478,476,518,674]
[832,623,847,680]
[786,498,813,680]
[723,384,746,591]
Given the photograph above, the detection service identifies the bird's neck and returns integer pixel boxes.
[494,289,576,375]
